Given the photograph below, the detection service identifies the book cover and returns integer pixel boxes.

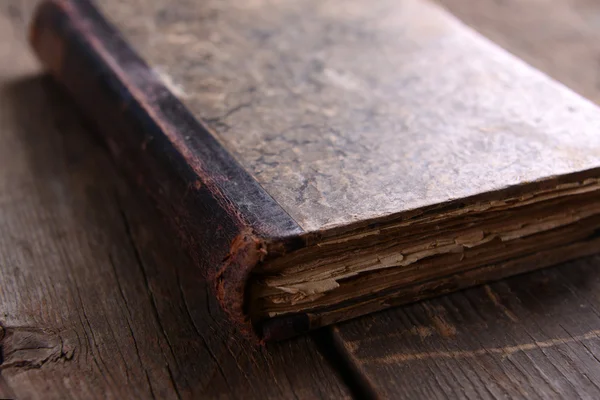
[30,0,600,340]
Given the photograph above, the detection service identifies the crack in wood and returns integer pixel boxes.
[313,328,379,400]
[358,329,600,365]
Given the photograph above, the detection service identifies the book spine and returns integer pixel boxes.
[29,0,303,340]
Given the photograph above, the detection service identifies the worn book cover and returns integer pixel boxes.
[30,0,600,340]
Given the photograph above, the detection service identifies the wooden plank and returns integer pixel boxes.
[330,0,600,398]
[333,259,600,398]
[0,3,350,399]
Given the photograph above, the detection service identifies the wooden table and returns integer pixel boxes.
[3,0,600,398]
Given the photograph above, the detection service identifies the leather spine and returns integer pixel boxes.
[29,0,303,340]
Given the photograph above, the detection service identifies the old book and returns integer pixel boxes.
[30,0,600,340]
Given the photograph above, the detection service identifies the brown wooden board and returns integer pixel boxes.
[332,258,600,399]
[5,0,600,398]
[329,0,600,398]
[0,3,349,399]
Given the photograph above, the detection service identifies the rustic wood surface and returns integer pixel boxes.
[0,3,350,399]
[332,257,600,399]
[4,0,600,399]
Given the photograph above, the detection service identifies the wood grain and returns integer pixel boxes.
[0,3,349,399]
[329,0,600,398]
[333,257,600,398]
[6,0,600,398]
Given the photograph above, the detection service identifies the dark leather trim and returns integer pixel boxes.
[30,0,303,339]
